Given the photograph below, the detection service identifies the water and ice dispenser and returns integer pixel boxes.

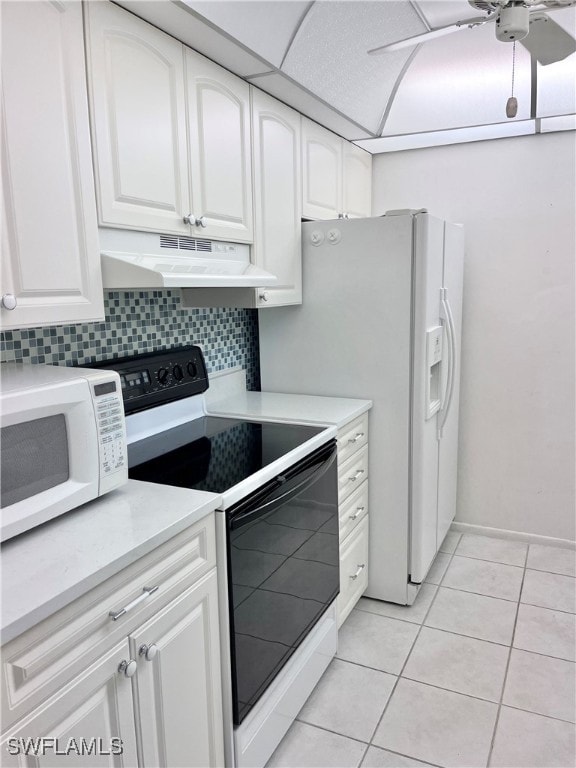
[425,326,443,419]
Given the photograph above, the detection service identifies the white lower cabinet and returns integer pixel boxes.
[0,518,224,768]
[0,639,139,767]
[338,517,369,626]
[336,413,370,626]
[130,570,224,768]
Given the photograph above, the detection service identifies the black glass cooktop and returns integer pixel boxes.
[128,416,326,494]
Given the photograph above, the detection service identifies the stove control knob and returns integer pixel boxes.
[187,361,197,378]
[173,364,184,382]
[157,367,169,386]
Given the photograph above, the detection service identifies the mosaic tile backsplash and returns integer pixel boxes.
[0,290,261,390]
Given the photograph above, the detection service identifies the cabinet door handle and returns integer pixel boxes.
[1,294,17,310]
[347,432,365,444]
[349,506,365,521]
[118,659,138,678]
[139,643,159,662]
[195,216,207,228]
[350,564,366,580]
[109,585,159,621]
[183,213,195,225]
[348,469,365,482]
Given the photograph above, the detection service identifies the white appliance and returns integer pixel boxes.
[0,363,127,541]
[93,346,339,768]
[99,227,278,288]
[259,211,464,605]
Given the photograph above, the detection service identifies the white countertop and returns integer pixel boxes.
[207,391,372,428]
[1,481,221,644]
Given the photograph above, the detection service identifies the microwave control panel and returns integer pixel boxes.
[92,376,127,480]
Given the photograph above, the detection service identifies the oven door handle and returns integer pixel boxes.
[229,448,337,531]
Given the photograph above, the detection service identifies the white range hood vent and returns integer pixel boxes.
[99,228,277,289]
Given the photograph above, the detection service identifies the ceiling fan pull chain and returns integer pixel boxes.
[506,41,518,118]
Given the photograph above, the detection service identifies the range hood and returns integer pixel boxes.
[99,228,278,289]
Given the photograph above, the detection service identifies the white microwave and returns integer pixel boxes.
[0,363,128,541]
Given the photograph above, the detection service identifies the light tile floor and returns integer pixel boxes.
[266,533,576,768]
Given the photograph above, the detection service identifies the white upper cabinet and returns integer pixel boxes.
[302,118,343,220]
[343,142,372,219]
[85,1,190,235]
[186,51,253,242]
[1,0,104,330]
[302,118,372,220]
[86,2,253,243]
[252,88,302,306]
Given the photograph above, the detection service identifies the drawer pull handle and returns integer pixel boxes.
[349,506,365,521]
[109,585,159,621]
[347,432,365,444]
[348,469,365,482]
[350,564,366,580]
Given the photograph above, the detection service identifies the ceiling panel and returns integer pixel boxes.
[185,0,311,68]
[282,0,427,133]
[250,73,374,139]
[383,22,533,135]
[537,54,576,117]
[117,0,272,77]
[416,0,482,29]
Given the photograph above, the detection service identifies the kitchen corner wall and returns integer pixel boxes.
[373,131,575,542]
[0,291,261,390]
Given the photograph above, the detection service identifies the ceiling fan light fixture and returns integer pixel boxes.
[495,3,530,41]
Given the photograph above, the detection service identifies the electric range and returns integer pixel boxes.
[90,346,340,768]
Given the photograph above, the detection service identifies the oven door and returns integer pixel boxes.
[226,440,339,725]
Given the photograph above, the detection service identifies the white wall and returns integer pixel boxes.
[372,132,575,542]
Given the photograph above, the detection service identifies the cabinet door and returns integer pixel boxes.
[301,118,343,220]
[343,143,372,219]
[85,1,190,234]
[338,517,369,628]
[1,0,104,330]
[0,640,138,767]
[186,50,253,243]
[130,569,224,768]
[252,89,302,307]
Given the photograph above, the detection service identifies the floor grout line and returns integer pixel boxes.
[358,540,459,765]
[485,540,530,767]
[273,534,575,767]
[499,701,576,726]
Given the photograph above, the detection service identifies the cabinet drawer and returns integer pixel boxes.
[337,413,369,466]
[339,481,368,542]
[338,445,368,504]
[1,514,216,729]
[337,517,369,628]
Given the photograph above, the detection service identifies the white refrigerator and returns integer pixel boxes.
[259,211,464,605]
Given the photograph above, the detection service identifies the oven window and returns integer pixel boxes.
[227,443,339,724]
[1,415,69,507]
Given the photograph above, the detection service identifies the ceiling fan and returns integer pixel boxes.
[368,0,576,65]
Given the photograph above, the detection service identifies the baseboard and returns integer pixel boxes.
[450,521,576,551]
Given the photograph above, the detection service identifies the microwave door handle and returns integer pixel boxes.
[230,449,337,531]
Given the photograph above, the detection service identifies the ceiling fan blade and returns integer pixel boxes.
[521,13,576,64]
[367,15,494,55]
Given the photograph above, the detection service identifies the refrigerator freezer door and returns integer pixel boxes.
[436,223,465,547]
[409,214,446,584]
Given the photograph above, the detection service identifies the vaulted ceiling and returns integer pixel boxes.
[118,0,576,150]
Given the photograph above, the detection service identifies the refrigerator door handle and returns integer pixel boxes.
[438,289,457,439]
